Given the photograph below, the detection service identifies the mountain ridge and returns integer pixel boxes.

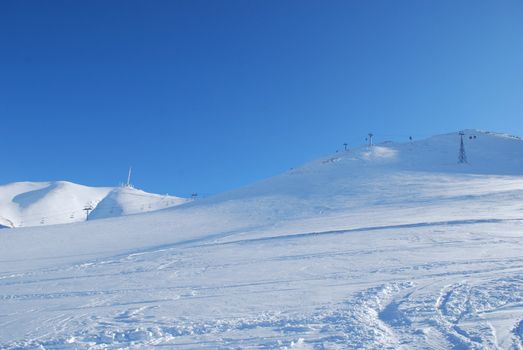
[0,180,189,228]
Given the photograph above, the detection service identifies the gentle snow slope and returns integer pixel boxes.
[0,182,189,228]
[2,130,523,349]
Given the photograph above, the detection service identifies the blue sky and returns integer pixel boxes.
[1,0,522,196]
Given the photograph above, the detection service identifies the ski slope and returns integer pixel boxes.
[0,182,189,228]
[2,130,523,349]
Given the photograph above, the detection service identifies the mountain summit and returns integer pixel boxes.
[0,181,189,228]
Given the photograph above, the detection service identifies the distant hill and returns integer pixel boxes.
[0,181,189,228]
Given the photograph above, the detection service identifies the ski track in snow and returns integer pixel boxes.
[3,219,523,349]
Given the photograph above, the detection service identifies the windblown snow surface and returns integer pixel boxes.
[3,130,523,349]
[0,182,188,228]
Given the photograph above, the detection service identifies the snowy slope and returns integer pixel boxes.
[2,130,523,349]
[88,187,189,220]
[0,181,189,228]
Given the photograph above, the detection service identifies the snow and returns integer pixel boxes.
[88,187,189,220]
[2,130,523,349]
[0,182,189,228]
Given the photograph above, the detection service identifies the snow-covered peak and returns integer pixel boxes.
[305,129,523,175]
[176,130,523,234]
[0,181,189,228]
[89,186,189,220]
[2,130,521,230]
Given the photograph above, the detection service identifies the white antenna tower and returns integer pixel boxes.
[125,166,133,188]
[124,167,133,188]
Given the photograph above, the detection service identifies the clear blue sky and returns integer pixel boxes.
[1,1,522,196]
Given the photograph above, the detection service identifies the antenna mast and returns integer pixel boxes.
[126,166,133,188]
[458,131,467,164]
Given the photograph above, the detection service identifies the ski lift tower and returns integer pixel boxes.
[368,133,374,147]
[83,203,93,221]
[458,131,468,164]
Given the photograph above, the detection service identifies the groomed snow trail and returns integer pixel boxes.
[2,130,523,349]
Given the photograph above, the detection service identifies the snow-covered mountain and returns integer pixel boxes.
[2,130,523,349]
[0,181,189,228]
